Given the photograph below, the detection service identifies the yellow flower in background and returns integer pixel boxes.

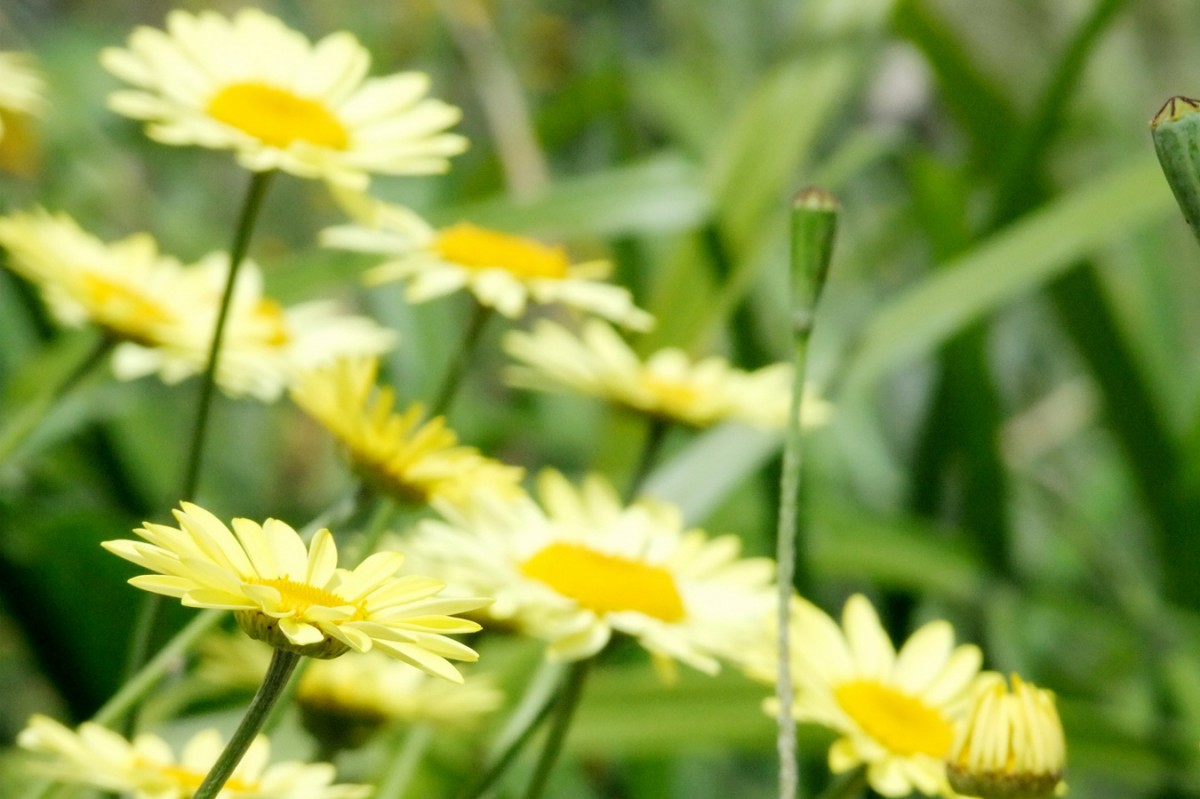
[504,319,832,429]
[947,673,1067,799]
[748,594,982,797]
[290,357,524,505]
[199,633,504,751]
[0,52,46,176]
[404,470,776,673]
[321,192,654,328]
[0,209,205,347]
[101,8,466,187]
[113,254,397,402]
[18,715,369,799]
[102,502,488,679]
[0,210,395,401]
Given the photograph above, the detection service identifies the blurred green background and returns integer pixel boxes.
[3,0,1200,796]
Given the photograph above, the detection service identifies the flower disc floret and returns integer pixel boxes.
[102,502,489,679]
[101,8,467,187]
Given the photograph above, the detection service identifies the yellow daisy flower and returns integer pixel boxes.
[102,502,488,679]
[0,210,396,401]
[112,254,397,402]
[504,318,832,429]
[947,673,1067,799]
[404,470,776,673]
[0,52,46,176]
[101,8,467,188]
[18,715,369,799]
[750,594,983,797]
[290,357,524,506]
[0,209,208,347]
[321,193,653,328]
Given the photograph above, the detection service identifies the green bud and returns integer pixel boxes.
[1151,96,1200,245]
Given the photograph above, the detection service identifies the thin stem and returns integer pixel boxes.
[627,416,671,501]
[180,169,275,501]
[0,334,115,466]
[777,189,838,799]
[520,658,592,799]
[430,300,492,418]
[816,767,867,799]
[375,724,436,799]
[460,690,559,799]
[193,648,301,799]
[118,170,274,734]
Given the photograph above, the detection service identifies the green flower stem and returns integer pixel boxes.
[520,658,593,799]
[627,416,672,500]
[459,658,563,799]
[0,333,115,467]
[375,724,436,799]
[181,169,275,500]
[430,300,493,418]
[816,767,867,799]
[117,170,275,734]
[776,189,838,799]
[193,647,302,799]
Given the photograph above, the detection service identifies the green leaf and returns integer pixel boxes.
[841,158,1177,391]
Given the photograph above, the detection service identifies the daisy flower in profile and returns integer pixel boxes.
[747,594,983,797]
[0,52,46,176]
[504,319,832,429]
[321,193,653,328]
[404,469,776,673]
[290,357,524,505]
[112,255,396,402]
[18,715,369,799]
[101,8,466,188]
[947,673,1067,799]
[0,209,205,347]
[102,502,488,679]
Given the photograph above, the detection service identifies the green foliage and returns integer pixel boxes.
[3,0,1200,797]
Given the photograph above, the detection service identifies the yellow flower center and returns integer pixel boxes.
[206,82,349,150]
[250,298,291,346]
[639,373,700,414]
[251,577,356,615]
[80,273,172,335]
[153,763,254,792]
[520,542,685,622]
[433,223,570,280]
[834,679,955,757]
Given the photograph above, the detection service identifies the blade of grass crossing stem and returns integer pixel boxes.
[777,188,838,799]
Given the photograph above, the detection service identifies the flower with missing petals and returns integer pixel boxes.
[102,8,466,187]
[18,715,369,799]
[322,194,653,327]
[290,357,523,505]
[102,502,488,679]
[504,319,831,429]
